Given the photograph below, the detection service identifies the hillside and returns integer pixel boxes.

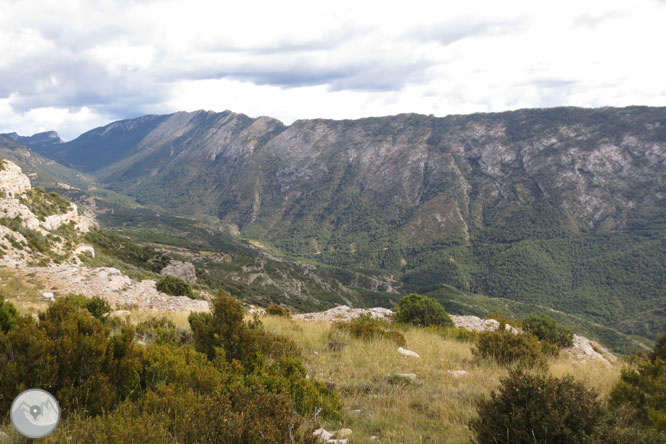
[20,106,666,344]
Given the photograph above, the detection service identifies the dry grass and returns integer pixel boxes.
[125,309,193,329]
[0,267,49,315]
[261,315,623,444]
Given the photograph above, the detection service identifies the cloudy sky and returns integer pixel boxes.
[1,0,665,140]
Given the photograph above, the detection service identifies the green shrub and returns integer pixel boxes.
[190,290,301,363]
[0,293,337,442]
[523,314,574,347]
[156,275,193,298]
[608,333,666,433]
[0,295,18,333]
[470,370,602,444]
[85,296,111,319]
[473,330,546,368]
[266,304,291,317]
[332,314,406,346]
[136,317,180,346]
[394,293,453,327]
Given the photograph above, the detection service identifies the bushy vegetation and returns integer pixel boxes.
[608,333,666,436]
[331,314,406,346]
[473,329,548,368]
[0,294,18,333]
[156,275,194,298]
[470,370,603,444]
[0,293,340,443]
[523,314,574,347]
[394,293,454,327]
[266,304,291,317]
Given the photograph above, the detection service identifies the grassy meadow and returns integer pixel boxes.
[259,315,621,444]
[0,268,624,443]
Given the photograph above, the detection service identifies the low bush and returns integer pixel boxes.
[332,314,406,346]
[0,292,338,443]
[0,295,18,333]
[266,304,291,317]
[608,333,666,434]
[156,275,194,298]
[523,314,574,347]
[470,370,602,444]
[473,329,546,368]
[394,293,453,327]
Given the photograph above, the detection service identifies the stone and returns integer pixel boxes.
[448,370,467,377]
[41,292,54,300]
[563,335,617,366]
[293,305,393,322]
[326,440,347,444]
[313,428,333,442]
[450,315,519,334]
[395,373,417,380]
[161,260,197,283]
[397,347,420,358]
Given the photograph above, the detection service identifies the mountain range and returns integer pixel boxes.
[2,105,665,350]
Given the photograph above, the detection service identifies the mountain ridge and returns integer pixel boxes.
[8,105,666,345]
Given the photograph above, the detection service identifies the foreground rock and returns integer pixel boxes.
[450,315,519,334]
[292,305,393,322]
[20,266,209,312]
[563,334,617,365]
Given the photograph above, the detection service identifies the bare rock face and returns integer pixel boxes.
[161,260,197,283]
[0,159,97,267]
[0,159,31,196]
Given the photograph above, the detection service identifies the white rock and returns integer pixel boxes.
[313,428,334,442]
[41,292,54,300]
[563,335,616,366]
[394,373,417,380]
[370,436,378,441]
[111,310,131,317]
[397,347,420,358]
[450,315,519,334]
[326,440,347,444]
[448,370,468,377]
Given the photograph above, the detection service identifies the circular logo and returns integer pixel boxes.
[10,389,60,438]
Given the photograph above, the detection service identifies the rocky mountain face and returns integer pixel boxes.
[20,106,666,343]
[1,130,63,151]
[35,107,665,242]
[0,159,96,267]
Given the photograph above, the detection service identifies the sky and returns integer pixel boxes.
[1,0,665,140]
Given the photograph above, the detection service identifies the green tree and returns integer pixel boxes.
[394,293,454,327]
[523,314,574,347]
[471,370,602,444]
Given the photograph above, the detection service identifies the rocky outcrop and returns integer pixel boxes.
[292,305,393,322]
[0,159,96,267]
[450,315,519,334]
[161,260,197,283]
[20,266,209,312]
[563,334,617,365]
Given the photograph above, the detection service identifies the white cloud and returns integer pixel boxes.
[0,0,665,139]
